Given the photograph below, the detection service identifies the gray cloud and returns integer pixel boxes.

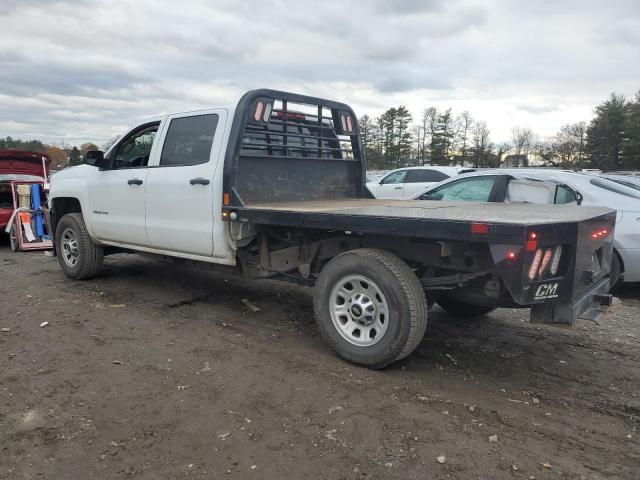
[0,0,638,144]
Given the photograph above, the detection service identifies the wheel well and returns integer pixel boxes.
[51,197,82,236]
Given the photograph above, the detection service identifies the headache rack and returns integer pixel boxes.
[223,89,366,206]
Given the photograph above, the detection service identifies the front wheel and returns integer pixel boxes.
[55,213,104,280]
[313,249,427,369]
[437,295,496,319]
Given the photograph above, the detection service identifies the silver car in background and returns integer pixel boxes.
[414,169,640,288]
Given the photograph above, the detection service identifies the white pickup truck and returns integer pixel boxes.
[49,89,616,368]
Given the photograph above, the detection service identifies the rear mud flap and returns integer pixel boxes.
[529,277,617,326]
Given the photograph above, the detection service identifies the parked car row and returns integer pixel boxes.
[366,166,475,199]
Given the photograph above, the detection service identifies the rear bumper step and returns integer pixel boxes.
[530,276,613,326]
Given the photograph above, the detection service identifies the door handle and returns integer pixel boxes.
[128,178,143,185]
[394,186,402,190]
[190,177,210,185]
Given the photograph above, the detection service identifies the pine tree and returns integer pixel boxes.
[621,91,640,169]
[431,109,454,165]
[394,106,413,168]
[586,93,628,170]
[69,146,82,166]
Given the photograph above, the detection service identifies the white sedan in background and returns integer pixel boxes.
[367,166,475,199]
[603,173,640,190]
[414,169,640,288]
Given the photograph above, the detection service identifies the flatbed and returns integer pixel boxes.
[238,199,613,241]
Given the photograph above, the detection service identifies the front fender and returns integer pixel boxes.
[49,168,98,241]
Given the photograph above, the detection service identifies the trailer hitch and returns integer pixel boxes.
[593,293,615,306]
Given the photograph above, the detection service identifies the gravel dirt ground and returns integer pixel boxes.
[1,240,639,480]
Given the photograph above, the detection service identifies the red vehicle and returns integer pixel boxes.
[0,150,50,227]
[0,150,50,240]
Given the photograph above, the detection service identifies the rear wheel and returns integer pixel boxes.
[610,250,623,293]
[9,224,19,252]
[313,249,427,369]
[437,295,496,319]
[55,213,104,279]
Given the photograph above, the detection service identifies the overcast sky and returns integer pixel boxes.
[1,0,639,147]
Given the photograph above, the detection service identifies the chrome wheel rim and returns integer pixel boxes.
[329,274,389,347]
[61,227,79,267]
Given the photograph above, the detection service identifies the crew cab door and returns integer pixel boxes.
[144,110,226,256]
[87,121,162,245]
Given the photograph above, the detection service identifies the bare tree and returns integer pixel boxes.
[511,126,534,166]
[102,135,120,152]
[413,124,423,164]
[457,111,473,166]
[495,142,510,166]
[471,121,491,167]
[570,121,587,167]
[549,122,588,168]
[420,107,437,165]
[358,114,374,162]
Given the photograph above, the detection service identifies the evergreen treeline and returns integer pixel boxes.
[360,91,640,171]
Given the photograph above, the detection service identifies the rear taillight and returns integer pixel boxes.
[528,249,543,280]
[539,249,553,277]
[550,246,563,275]
[528,245,563,281]
[591,228,609,239]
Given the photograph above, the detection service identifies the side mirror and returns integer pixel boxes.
[576,191,583,205]
[84,150,105,168]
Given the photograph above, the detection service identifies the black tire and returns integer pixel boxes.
[9,224,19,252]
[55,212,104,280]
[313,248,427,369]
[610,250,623,293]
[437,295,496,319]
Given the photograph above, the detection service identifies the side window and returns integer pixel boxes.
[506,179,555,204]
[554,185,577,204]
[428,176,497,201]
[405,169,450,183]
[0,184,12,208]
[160,114,219,167]
[112,124,159,169]
[381,170,407,185]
